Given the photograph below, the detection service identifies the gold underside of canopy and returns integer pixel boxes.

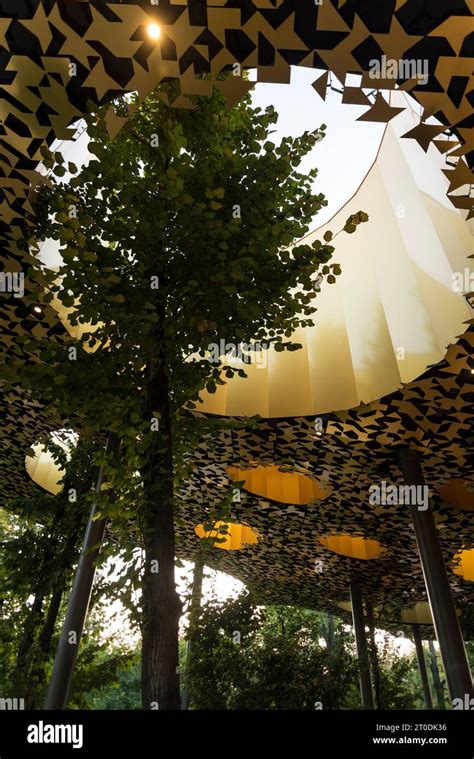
[199,125,472,418]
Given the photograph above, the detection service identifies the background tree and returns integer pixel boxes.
[180,592,422,710]
[428,639,448,708]
[5,78,368,708]
[0,439,100,705]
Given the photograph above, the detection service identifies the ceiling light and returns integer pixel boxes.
[33,306,42,314]
[147,23,161,41]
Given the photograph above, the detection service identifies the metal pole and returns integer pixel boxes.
[398,447,473,703]
[412,625,433,710]
[350,580,374,709]
[44,432,121,709]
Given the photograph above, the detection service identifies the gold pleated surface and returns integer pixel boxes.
[199,124,472,418]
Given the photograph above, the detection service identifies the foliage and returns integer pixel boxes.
[186,593,357,710]
[0,440,110,705]
[180,593,429,711]
[375,634,421,709]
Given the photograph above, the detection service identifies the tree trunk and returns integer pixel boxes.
[428,640,446,709]
[188,551,205,638]
[12,592,45,697]
[26,505,86,707]
[181,551,205,709]
[366,603,382,709]
[323,612,336,707]
[38,507,85,658]
[11,531,60,696]
[141,365,182,710]
[26,589,64,709]
[325,613,335,652]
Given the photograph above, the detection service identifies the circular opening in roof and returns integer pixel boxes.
[453,549,474,582]
[195,521,258,551]
[401,602,433,625]
[227,464,331,504]
[319,535,384,560]
[198,80,471,418]
[337,600,434,625]
[25,430,77,495]
[36,67,472,421]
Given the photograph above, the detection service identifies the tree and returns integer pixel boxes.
[184,593,425,710]
[0,438,99,706]
[428,639,447,709]
[5,77,367,708]
[375,633,421,710]
[185,593,360,709]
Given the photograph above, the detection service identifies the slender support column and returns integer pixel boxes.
[412,625,433,710]
[181,551,205,710]
[398,448,473,703]
[428,639,446,709]
[45,432,121,709]
[350,581,374,709]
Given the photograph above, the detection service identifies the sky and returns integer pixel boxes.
[250,67,386,226]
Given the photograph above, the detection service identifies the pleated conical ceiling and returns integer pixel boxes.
[25,433,73,495]
[195,521,259,551]
[453,549,474,582]
[227,464,331,504]
[199,119,472,418]
[337,601,434,625]
[319,535,384,560]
